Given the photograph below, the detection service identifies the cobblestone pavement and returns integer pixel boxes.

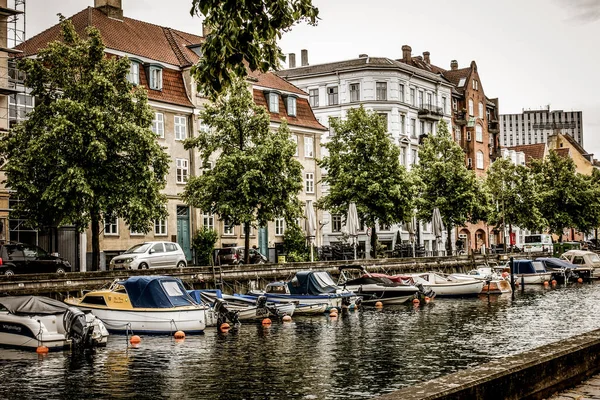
[547,375,600,399]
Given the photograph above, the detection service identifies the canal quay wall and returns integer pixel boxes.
[372,328,600,400]
[0,253,535,297]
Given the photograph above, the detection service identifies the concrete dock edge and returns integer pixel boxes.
[372,328,600,400]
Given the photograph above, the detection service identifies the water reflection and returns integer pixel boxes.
[1,283,599,399]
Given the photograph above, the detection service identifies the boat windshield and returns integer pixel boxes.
[590,254,600,263]
[125,243,152,254]
[532,261,546,273]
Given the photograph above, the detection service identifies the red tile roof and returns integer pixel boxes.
[248,69,307,96]
[554,148,571,159]
[507,143,547,164]
[253,89,326,131]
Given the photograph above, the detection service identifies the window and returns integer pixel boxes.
[472,79,478,90]
[327,86,338,105]
[426,93,432,107]
[128,61,139,85]
[349,83,360,102]
[442,97,447,114]
[452,98,458,111]
[476,151,484,169]
[479,102,484,118]
[201,160,213,173]
[149,66,162,90]
[165,243,178,252]
[400,114,406,134]
[410,88,416,106]
[400,147,406,166]
[476,125,483,142]
[154,219,167,236]
[291,134,298,156]
[269,93,279,113]
[174,116,187,140]
[468,99,474,116]
[223,220,234,235]
[152,112,164,138]
[418,91,424,107]
[410,118,416,138]
[332,215,342,233]
[203,213,214,230]
[104,217,118,236]
[176,158,189,183]
[411,149,417,165]
[399,83,405,102]
[467,158,472,168]
[378,113,388,131]
[455,127,461,143]
[420,120,425,135]
[309,89,319,107]
[305,172,314,193]
[9,93,34,122]
[467,131,472,141]
[151,243,165,253]
[286,96,296,116]
[376,82,387,100]
[199,119,210,133]
[275,218,285,236]
[305,136,314,158]
[130,227,143,236]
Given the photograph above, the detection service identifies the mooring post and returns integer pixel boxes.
[510,256,515,299]
[521,275,525,292]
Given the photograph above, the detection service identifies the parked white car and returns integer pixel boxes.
[109,241,187,270]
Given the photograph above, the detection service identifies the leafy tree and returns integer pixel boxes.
[414,120,484,254]
[283,221,309,262]
[531,151,600,239]
[192,227,219,266]
[0,20,169,270]
[319,106,416,258]
[485,157,546,241]
[182,78,303,263]
[190,0,319,97]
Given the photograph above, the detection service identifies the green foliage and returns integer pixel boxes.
[485,157,545,232]
[413,120,484,252]
[190,0,319,98]
[531,151,600,237]
[0,20,169,269]
[182,78,303,261]
[192,227,219,266]
[283,221,309,262]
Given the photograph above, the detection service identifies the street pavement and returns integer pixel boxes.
[548,375,600,399]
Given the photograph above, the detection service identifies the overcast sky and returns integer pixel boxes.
[28,0,600,154]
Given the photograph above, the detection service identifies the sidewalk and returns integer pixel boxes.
[548,375,600,399]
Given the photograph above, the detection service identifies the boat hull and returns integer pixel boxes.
[346,284,418,305]
[516,272,553,284]
[421,280,485,297]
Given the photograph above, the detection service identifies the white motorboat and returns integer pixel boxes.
[0,296,109,351]
[65,276,209,334]
[410,272,485,297]
[450,266,512,294]
[510,260,553,284]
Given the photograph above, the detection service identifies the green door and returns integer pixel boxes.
[176,206,192,261]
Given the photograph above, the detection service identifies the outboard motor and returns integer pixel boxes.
[214,298,240,327]
[256,295,268,309]
[63,307,93,349]
[416,283,435,300]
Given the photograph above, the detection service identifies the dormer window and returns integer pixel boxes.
[268,92,279,113]
[149,65,163,90]
[128,61,140,85]
[286,96,297,117]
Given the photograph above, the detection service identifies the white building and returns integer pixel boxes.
[500,108,583,148]
[277,51,454,256]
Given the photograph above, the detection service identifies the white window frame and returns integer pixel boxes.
[410,88,416,106]
[176,158,189,184]
[287,96,296,116]
[349,83,360,102]
[203,213,214,231]
[149,66,162,90]
[479,102,484,118]
[275,218,285,236]
[152,112,164,138]
[154,219,168,236]
[305,136,314,158]
[468,99,474,116]
[400,114,406,134]
[376,82,387,101]
[305,172,315,194]
[128,61,140,85]
[399,83,405,103]
[223,220,234,236]
[291,134,298,156]
[476,151,484,170]
[476,125,483,142]
[327,86,339,105]
[104,217,119,236]
[269,93,279,113]
[331,214,342,233]
[309,89,319,107]
[174,116,187,141]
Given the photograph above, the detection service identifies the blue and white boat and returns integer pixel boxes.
[247,271,359,310]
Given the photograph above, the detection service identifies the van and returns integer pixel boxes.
[523,234,553,253]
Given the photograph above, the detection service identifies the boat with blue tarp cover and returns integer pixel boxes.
[246,271,359,310]
[65,276,209,334]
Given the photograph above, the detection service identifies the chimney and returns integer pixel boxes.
[450,60,458,70]
[94,0,123,20]
[202,22,212,37]
[423,51,430,65]
[402,45,412,62]
[359,54,368,58]
[301,49,309,66]
[289,53,296,69]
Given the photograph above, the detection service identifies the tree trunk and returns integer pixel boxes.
[446,224,453,255]
[370,224,378,259]
[509,223,513,251]
[244,222,250,264]
[91,212,100,271]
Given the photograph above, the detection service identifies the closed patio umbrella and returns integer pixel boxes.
[305,200,317,262]
[407,216,417,257]
[346,202,360,260]
[432,207,445,256]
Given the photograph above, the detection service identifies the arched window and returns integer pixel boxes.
[476,151,484,169]
[476,124,483,142]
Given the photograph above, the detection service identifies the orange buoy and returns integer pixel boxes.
[329,310,338,317]
[412,298,420,305]
[129,335,141,345]
[375,301,383,308]
[282,315,292,323]
[36,345,49,354]
[424,296,431,304]
[551,280,557,286]
[262,318,272,326]
[543,281,549,287]
[578,278,584,283]
[174,330,185,339]
[220,323,231,332]
[502,272,509,278]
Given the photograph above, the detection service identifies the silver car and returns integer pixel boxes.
[109,241,187,270]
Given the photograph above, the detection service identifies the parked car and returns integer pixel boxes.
[109,241,187,270]
[216,246,267,265]
[0,242,72,276]
[560,250,600,278]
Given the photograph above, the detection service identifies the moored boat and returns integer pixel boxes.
[450,266,512,294]
[410,272,485,297]
[508,260,553,284]
[0,296,109,351]
[65,276,209,334]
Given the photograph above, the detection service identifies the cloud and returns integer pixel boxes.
[557,0,600,22]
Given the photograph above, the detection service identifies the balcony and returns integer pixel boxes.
[454,110,467,126]
[418,104,444,121]
[488,120,500,133]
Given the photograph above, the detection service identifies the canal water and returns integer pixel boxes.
[2,283,600,400]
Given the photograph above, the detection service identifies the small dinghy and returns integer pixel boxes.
[0,296,109,351]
